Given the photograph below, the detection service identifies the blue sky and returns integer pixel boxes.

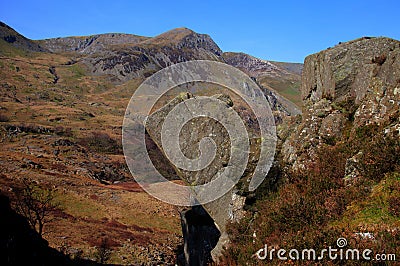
[0,0,399,62]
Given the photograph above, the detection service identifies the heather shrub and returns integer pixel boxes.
[388,196,400,217]
[54,126,73,137]
[79,131,122,154]
[0,113,9,122]
[225,122,400,264]
[358,133,400,181]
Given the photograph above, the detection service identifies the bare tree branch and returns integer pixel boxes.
[15,178,59,236]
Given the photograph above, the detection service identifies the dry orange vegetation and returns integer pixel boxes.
[0,42,182,264]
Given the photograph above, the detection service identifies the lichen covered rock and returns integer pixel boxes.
[282,37,400,172]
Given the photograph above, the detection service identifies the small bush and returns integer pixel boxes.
[79,131,122,154]
[94,238,112,264]
[0,113,9,122]
[54,126,73,137]
[358,133,400,181]
[388,196,400,217]
[372,54,387,65]
[354,124,380,139]
[322,135,336,145]
[14,179,59,236]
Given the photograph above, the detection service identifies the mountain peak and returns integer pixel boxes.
[143,27,200,46]
[168,27,195,33]
[138,27,222,57]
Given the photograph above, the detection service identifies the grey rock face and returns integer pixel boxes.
[145,93,250,264]
[344,151,363,182]
[223,52,302,119]
[282,37,400,172]
[39,33,148,54]
[302,37,400,105]
[262,85,302,118]
[223,52,282,77]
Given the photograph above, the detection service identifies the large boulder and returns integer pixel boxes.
[145,92,250,264]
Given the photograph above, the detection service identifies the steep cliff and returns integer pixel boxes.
[282,37,400,171]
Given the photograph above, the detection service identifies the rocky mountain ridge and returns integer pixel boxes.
[223,52,287,77]
[37,33,149,54]
[36,27,223,82]
[1,21,302,118]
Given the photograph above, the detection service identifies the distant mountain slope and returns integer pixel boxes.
[0,22,47,52]
[0,21,312,264]
[38,33,149,54]
[270,61,303,75]
[223,52,302,107]
[36,27,223,82]
[222,52,287,77]
[0,21,301,114]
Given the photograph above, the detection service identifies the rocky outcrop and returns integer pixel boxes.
[302,37,399,105]
[282,37,400,171]
[260,83,302,119]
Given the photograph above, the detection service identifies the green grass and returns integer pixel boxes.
[337,172,400,226]
[258,76,302,106]
[0,39,30,57]
[119,212,180,233]
[56,191,108,220]
[69,64,86,78]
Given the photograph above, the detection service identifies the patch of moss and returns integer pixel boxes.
[69,64,86,78]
